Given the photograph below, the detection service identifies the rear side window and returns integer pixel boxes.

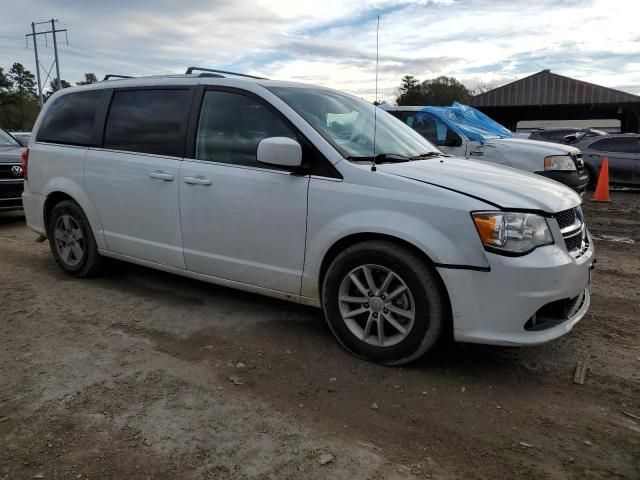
[195,90,296,167]
[590,137,640,154]
[104,89,191,157]
[36,91,103,146]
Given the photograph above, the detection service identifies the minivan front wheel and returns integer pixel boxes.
[322,241,446,365]
[48,200,103,277]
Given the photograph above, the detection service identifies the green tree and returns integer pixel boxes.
[8,63,36,96]
[396,75,472,106]
[396,75,422,105]
[48,77,72,92]
[76,73,98,86]
[1,63,38,130]
[0,67,13,91]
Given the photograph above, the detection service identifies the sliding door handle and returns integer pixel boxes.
[184,176,212,186]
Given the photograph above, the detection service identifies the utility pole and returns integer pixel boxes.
[26,19,68,106]
[51,19,61,91]
[30,22,44,107]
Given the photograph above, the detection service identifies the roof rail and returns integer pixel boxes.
[103,74,133,81]
[185,67,266,80]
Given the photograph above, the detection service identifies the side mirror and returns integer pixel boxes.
[257,137,302,168]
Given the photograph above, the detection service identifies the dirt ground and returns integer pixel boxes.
[1,192,639,480]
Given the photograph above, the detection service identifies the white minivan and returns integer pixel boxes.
[22,70,594,365]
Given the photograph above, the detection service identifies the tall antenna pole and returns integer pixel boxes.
[371,15,380,172]
[30,22,43,107]
[51,19,61,90]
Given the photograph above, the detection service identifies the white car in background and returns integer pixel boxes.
[22,70,594,364]
[383,105,590,194]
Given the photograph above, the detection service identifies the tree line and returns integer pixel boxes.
[0,62,97,131]
[395,75,496,106]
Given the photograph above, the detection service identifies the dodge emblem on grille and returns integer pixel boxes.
[11,165,23,177]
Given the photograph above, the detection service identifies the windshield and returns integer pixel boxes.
[267,86,440,160]
[0,129,20,147]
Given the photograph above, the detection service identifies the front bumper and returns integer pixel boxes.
[535,170,590,194]
[0,180,24,210]
[437,236,594,346]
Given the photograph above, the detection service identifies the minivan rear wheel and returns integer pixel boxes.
[48,200,103,277]
[322,240,446,365]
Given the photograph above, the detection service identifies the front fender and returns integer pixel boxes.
[301,177,490,300]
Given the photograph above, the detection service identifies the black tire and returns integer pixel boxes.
[47,200,103,277]
[321,240,447,365]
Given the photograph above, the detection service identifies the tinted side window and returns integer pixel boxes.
[36,91,103,146]
[195,90,296,167]
[591,137,640,154]
[402,111,460,147]
[104,89,191,157]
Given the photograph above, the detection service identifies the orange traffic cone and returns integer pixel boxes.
[593,157,610,202]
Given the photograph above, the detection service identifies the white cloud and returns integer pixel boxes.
[0,0,638,99]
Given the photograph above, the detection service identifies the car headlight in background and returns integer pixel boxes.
[472,212,554,254]
[544,155,576,171]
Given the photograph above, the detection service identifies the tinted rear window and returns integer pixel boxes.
[36,91,103,146]
[104,89,191,157]
[590,137,640,154]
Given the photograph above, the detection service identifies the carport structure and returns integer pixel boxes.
[469,70,640,133]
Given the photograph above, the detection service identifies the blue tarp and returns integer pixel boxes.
[419,102,512,143]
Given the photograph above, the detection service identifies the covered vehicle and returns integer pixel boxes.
[384,103,589,194]
[0,127,25,210]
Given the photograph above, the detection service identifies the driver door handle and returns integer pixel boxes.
[184,176,212,186]
[149,171,174,181]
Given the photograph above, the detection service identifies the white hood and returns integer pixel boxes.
[485,137,581,156]
[379,157,581,213]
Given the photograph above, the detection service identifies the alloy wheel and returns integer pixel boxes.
[53,214,84,268]
[338,264,416,347]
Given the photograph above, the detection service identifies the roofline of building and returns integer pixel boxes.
[472,69,640,104]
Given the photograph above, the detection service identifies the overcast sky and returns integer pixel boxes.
[1,0,639,101]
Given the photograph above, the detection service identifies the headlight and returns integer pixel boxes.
[544,155,576,171]
[472,212,554,255]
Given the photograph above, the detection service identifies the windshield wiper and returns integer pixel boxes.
[347,153,412,164]
[347,151,445,164]
[410,152,444,159]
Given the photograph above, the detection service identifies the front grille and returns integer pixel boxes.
[0,164,23,180]
[525,291,586,331]
[555,208,577,229]
[564,232,582,251]
[0,182,23,199]
[572,153,584,172]
[554,207,588,257]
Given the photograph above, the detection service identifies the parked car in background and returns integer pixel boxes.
[22,73,593,365]
[10,131,32,147]
[383,104,590,194]
[572,134,640,187]
[528,128,607,145]
[0,127,26,210]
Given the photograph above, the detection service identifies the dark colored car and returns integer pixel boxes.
[529,128,607,145]
[0,128,25,210]
[572,134,640,187]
